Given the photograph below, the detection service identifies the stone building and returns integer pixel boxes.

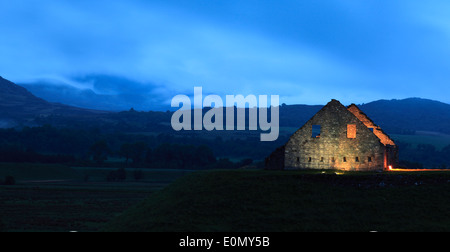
[265,99,398,171]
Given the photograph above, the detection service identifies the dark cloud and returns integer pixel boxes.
[2,0,450,107]
[20,75,175,111]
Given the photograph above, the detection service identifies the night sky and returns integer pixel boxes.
[1,0,450,110]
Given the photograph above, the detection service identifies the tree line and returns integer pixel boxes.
[397,141,450,169]
[90,140,224,169]
[0,125,269,169]
[2,125,448,169]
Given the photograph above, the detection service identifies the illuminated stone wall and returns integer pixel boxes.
[282,100,390,171]
[347,104,396,146]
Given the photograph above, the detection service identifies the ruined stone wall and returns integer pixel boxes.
[386,145,399,168]
[347,105,396,146]
[284,100,386,171]
[265,145,285,170]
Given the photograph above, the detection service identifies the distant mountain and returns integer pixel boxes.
[0,76,109,127]
[2,76,450,135]
[359,98,450,134]
[0,76,50,108]
[280,98,450,135]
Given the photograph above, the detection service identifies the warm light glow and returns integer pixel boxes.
[387,166,449,172]
[347,124,357,139]
[347,105,396,146]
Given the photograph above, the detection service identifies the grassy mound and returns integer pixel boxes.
[103,170,450,232]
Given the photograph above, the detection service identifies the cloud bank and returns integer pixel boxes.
[2,0,450,110]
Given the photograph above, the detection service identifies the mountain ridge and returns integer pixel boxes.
[0,76,49,105]
[1,76,450,135]
[0,77,110,127]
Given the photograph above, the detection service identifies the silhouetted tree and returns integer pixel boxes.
[129,142,148,165]
[120,143,133,166]
[238,158,253,167]
[153,143,174,165]
[194,145,216,166]
[89,140,110,165]
[215,158,235,169]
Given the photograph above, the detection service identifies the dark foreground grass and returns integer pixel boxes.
[103,170,450,232]
[0,163,191,232]
[0,185,154,232]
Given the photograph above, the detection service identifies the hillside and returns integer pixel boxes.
[2,76,450,136]
[0,76,53,126]
[103,170,450,232]
[280,98,450,135]
[360,98,450,134]
[0,76,110,127]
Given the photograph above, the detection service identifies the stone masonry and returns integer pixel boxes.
[265,99,398,171]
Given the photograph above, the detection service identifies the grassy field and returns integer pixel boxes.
[103,170,450,232]
[1,163,449,232]
[0,184,154,232]
[0,163,191,232]
[0,163,192,184]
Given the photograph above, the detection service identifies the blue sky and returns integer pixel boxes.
[1,0,450,110]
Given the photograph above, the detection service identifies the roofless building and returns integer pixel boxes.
[265,99,398,171]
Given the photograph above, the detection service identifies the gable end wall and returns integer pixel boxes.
[284,100,386,171]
